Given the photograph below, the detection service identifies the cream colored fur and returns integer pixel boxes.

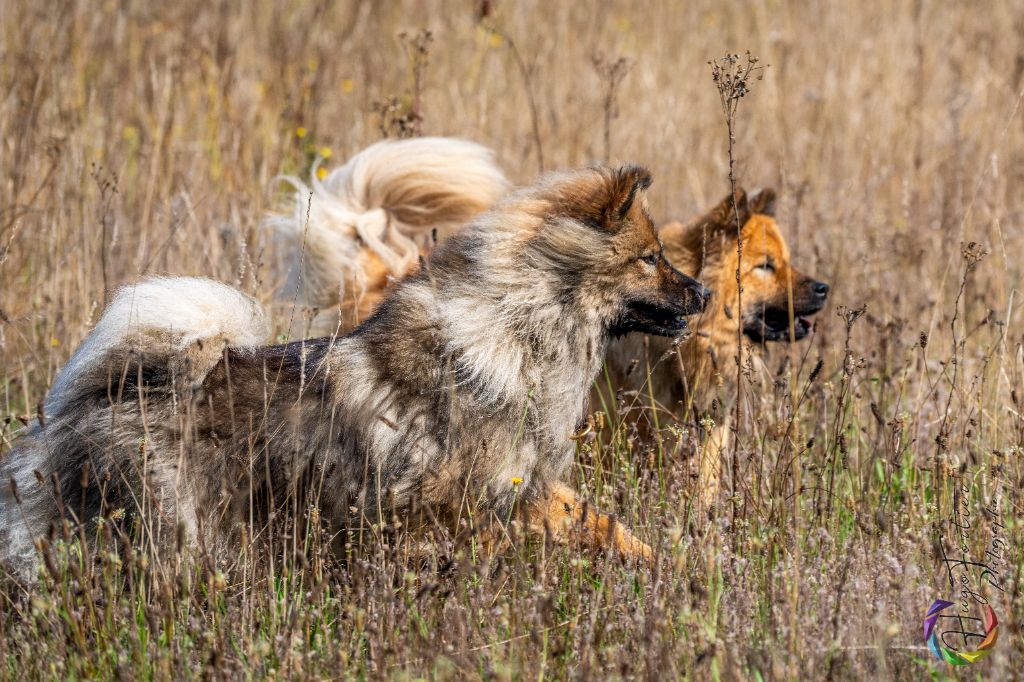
[267,137,510,336]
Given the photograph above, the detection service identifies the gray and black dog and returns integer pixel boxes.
[1,165,709,577]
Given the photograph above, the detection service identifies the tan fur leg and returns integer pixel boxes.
[529,482,653,563]
[697,420,727,508]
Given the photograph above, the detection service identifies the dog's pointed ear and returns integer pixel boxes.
[662,188,749,273]
[562,165,653,232]
[749,188,777,216]
[716,187,750,228]
[609,165,653,222]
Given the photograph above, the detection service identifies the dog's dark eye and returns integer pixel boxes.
[756,261,775,273]
[639,253,659,266]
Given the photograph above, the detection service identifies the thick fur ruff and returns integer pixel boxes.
[2,167,707,575]
[267,137,510,335]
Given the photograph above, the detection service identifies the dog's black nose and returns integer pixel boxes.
[813,281,830,298]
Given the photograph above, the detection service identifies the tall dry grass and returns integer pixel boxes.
[1,0,1022,678]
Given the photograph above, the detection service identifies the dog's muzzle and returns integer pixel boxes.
[744,279,829,343]
[610,271,710,337]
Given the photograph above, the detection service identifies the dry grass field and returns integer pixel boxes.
[1,0,1023,679]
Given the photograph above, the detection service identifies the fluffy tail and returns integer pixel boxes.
[45,277,268,417]
[266,137,510,330]
[1,277,267,577]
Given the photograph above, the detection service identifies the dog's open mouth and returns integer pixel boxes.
[612,299,692,337]
[744,305,819,343]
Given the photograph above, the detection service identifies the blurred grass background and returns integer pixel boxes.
[1,0,1022,679]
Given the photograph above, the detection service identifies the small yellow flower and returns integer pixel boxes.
[320,146,332,159]
[50,337,60,347]
[316,167,328,181]
[341,79,355,94]
[296,126,308,139]
[511,477,523,486]
[487,32,503,48]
